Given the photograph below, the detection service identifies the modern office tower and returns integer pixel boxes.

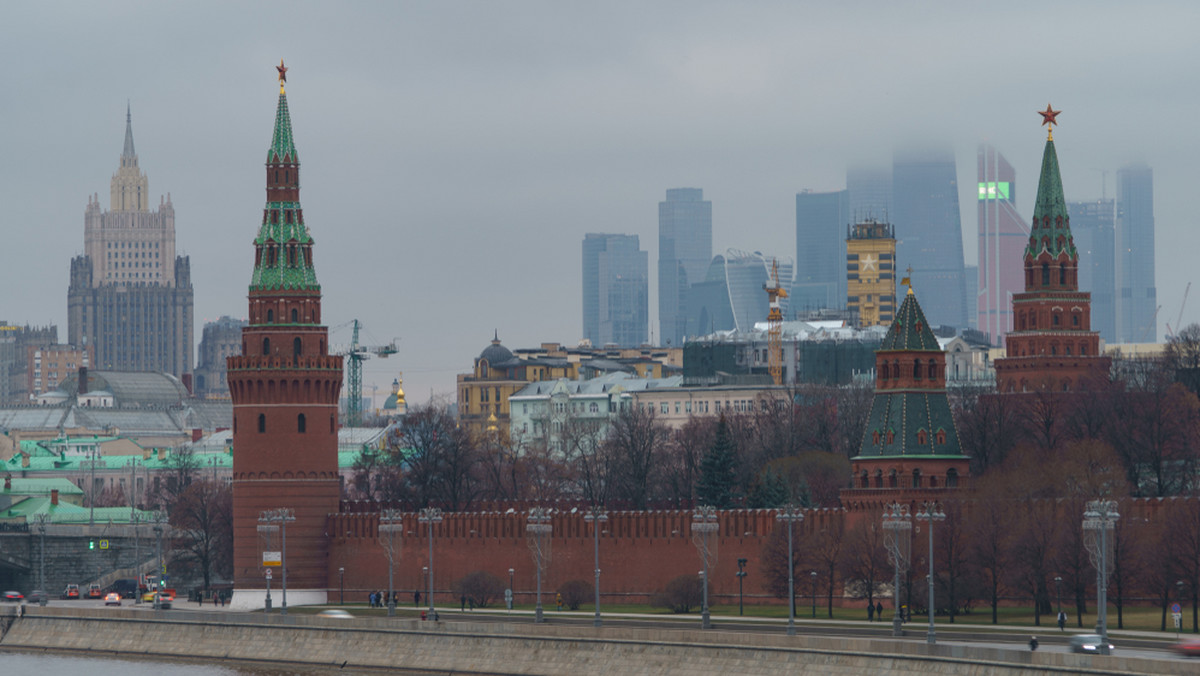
[684,255,736,337]
[1068,199,1116,344]
[724,250,793,332]
[792,189,849,313]
[194,316,246,398]
[892,147,969,330]
[658,188,712,347]
[582,233,648,347]
[963,265,978,331]
[846,220,897,328]
[67,107,194,377]
[228,70,343,608]
[1116,164,1157,343]
[847,165,892,223]
[976,145,1031,345]
[995,122,1110,392]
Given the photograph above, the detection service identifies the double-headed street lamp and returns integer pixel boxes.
[379,509,404,617]
[1083,499,1119,655]
[810,571,818,618]
[526,507,553,623]
[34,514,49,606]
[882,503,912,637]
[692,505,719,630]
[775,505,804,636]
[418,507,443,621]
[258,508,295,614]
[736,558,748,616]
[339,567,345,605]
[583,506,608,627]
[915,501,946,645]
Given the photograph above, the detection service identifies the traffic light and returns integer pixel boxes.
[88,540,95,550]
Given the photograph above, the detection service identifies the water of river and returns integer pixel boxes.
[0,651,439,675]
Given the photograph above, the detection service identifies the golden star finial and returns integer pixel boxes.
[276,60,288,94]
[1039,104,1060,140]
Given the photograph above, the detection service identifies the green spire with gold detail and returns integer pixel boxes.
[250,61,319,292]
[1025,104,1076,260]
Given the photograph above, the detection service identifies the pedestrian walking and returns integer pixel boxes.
[867,603,874,621]
[1057,611,1066,631]
[414,590,421,606]
[460,594,466,611]
[876,601,883,619]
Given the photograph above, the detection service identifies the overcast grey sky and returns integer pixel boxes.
[2,1,1197,405]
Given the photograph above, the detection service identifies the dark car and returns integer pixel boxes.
[2,590,23,602]
[1069,634,1114,654]
[107,579,139,599]
[61,584,80,600]
[27,590,47,604]
[1173,637,1200,657]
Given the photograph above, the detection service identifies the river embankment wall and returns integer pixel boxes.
[0,606,1187,676]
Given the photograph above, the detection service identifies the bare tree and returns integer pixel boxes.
[838,518,889,613]
[603,405,665,509]
[169,479,233,591]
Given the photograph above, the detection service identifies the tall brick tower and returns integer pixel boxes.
[994,106,1111,392]
[228,63,343,609]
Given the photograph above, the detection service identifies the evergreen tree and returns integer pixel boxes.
[697,415,737,508]
[746,466,789,509]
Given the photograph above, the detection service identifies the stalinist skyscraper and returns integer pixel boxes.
[68,107,193,378]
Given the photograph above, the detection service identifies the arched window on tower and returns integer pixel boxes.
[298,413,306,433]
[267,309,274,324]
[917,429,928,445]
[262,337,271,356]
[912,468,922,488]
[1060,263,1067,285]
[293,337,302,358]
[936,428,946,445]
[913,359,922,379]
[257,414,266,433]
[928,359,937,380]
[1042,263,1050,286]
[888,469,898,488]
[291,308,298,323]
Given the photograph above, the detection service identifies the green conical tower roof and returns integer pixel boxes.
[1025,137,1076,260]
[879,287,941,351]
[267,92,298,164]
[249,79,319,293]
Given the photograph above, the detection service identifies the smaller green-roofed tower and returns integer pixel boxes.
[849,284,968,494]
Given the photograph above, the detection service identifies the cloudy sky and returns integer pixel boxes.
[2,1,1197,405]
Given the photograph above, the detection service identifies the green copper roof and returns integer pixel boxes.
[1025,138,1076,260]
[855,389,963,459]
[879,289,940,351]
[268,92,297,163]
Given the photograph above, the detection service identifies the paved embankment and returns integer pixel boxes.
[0,606,1188,675]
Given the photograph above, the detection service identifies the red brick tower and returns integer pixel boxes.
[227,63,343,608]
[995,106,1111,392]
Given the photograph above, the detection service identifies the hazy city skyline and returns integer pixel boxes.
[2,2,1195,405]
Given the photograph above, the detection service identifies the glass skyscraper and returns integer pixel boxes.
[892,147,968,330]
[1116,164,1157,343]
[658,188,712,347]
[1068,199,1116,344]
[582,233,648,347]
[724,250,793,332]
[792,189,848,313]
[976,145,1030,345]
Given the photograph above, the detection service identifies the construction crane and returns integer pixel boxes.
[764,259,789,386]
[336,319,397,427]
[1166,281,1191,340]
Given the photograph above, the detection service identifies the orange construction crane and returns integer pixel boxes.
[764,259,789,385]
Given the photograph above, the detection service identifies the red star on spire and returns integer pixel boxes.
[276,60,288,84]
[1039,103,1061,127]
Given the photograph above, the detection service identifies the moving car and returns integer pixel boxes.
[2,591,23,602]
[143,588,175,609]
[317,609,353,619]
[1173,636,1200,657]
[27,590,47,604]
[104,592,122,606]
[61,584,80,600]
[86,584,103,599]
[1068,634,1115,654]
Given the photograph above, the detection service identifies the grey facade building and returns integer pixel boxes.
[194,316,246,398]
[0,324,57,404]
[68,108,193,378]
[847,166,892,224]
[1068,199,1116,344]
[891,147,968,329]
[582,233,648,347]
[1116,165,1157,343]
[684,256,736,338]
[658,188,712,347]
[792,189,849,313]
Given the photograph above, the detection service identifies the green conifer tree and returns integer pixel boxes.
[697,415,737,508]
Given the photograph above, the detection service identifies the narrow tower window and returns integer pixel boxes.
[257,414,266,433]
[262,337,271,355]
[291,308,299,323]
[293,337,302,358]
[298,413,306,433]
[267,309,274,324]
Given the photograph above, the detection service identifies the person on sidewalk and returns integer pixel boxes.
[868,603,875,621]
[1057,611,1066,631]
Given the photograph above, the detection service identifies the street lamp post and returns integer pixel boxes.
[810,571,818,619]
[526,507,553,623]
[151,511,166,610]
[692,505,719,630]
[1083,499,1119,655]
[1054,576,1063,617]
[259,508,296,615]
[418,507,442,621]
[131,511,141,604]
[915,501,946,645]
[35,514,48,607]
[775,504,804,636]
[583,506,608,627]
[379,509,404,617]
[736,558,748,616]
[339,567,345,605]
[508,567,514,613]
[882,503,913,638]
